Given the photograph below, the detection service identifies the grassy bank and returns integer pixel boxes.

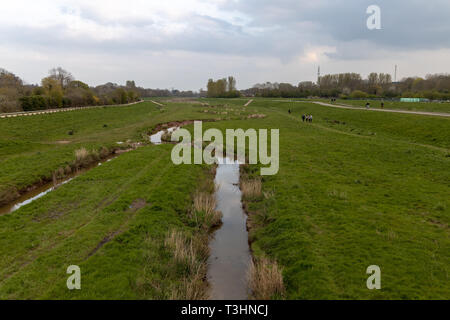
[0,145,217,299]
[0,100,226,206]
[203,98,449,299]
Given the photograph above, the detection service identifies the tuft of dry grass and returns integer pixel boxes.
[64,165,72,175]
[165,230,208,300]
[191,192,222,229]
[165,230,197,268]
[169,265,208,300]
[100,146,110,159]
[248,257,285,300]
[52,167,66,185]
[241,178,262,199]
[91,149,100,161]
[193,192,216,215]
[74,147,90,167]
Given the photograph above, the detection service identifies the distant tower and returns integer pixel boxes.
[394,65,397,82]
[317,66,321,85]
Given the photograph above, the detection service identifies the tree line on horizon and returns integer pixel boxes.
[3,68,450,113]
[0,68,199,113]
[0,67,143,113]
[243,72,450,100]
[206,76,240,98]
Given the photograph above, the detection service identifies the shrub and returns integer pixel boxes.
[74,148,90,167]
[20,95,48,111]
[350,90,368,99]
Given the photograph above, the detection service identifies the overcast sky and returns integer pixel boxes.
[1,0,449,90]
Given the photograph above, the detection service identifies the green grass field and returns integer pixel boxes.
[325,99,450,113]
[0,98,448,299]
[0,100,249,206]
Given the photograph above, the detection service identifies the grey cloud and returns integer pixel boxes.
[1,0,449,89]
[221,0,450,58]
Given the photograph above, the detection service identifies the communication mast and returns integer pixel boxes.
[317,66,321,85]
[394,65,397,82]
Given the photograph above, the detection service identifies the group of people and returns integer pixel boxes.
[302,114,313,122]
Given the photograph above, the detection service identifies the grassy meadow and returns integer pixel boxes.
[324,99,450,113]
[0,100,233,206]
[204,98,450,299]
[0,98,448,299]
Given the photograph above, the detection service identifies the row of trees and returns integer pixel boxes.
[243,73,450,100]
[0,67,141,113]
[207,76,240,98]
[0,68,25,112]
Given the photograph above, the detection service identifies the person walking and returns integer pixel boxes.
[302,114,306,122]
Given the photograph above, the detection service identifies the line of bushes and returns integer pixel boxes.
[19,95,72,111]
[18,89,140,111]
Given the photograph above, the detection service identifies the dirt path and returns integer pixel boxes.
[150,100,164,107]
[244,99,254,107]
[312,101,450,118]
[0,100,143,119]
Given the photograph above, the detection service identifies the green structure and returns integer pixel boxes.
[400,98,429,103]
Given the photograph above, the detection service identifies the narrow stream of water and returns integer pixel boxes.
[0,178,74,215]
[0,157,118,216]
[207,157,251,300]
[0,126,173,216]
[149,127,178,145]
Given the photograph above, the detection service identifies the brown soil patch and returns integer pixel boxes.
[87,231,121,257]
[128,198,148,213]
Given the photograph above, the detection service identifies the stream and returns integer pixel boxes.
[207,156,251,300]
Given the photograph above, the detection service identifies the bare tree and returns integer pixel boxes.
[49,67,74,88]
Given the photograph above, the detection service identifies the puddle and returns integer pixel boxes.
[149,127,179,145]
[207,156,251,300]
